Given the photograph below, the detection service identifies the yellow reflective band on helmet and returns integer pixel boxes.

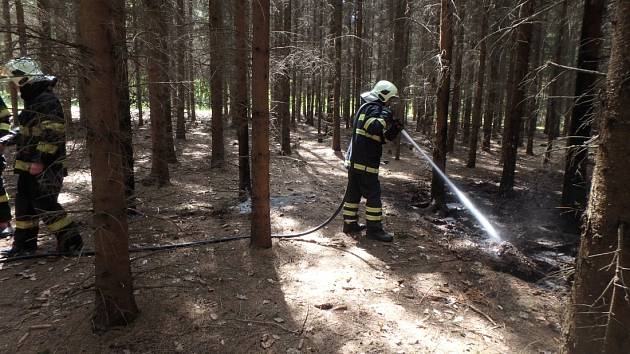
[344,202,359,209]
[358,113,366,122]
[0,108,10,119]
[41,121,65,133]
[349,162,379,174]
[356,129,382,143]
[0,193,9,203]
[47,216,72,232]
[15,220,38,229]
[364,118,387,131]
[366,207,382,213]
[0,123,11,131]
[15,160,30,171]
[343,210,358,216]
[366,215,384,221]
[37,142,59,154]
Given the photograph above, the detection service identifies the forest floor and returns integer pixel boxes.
[0,111,578,354]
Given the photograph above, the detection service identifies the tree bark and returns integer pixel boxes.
[560,0,606,221]
[112,0,136,201]
[483,18,501,152]
[447,3,464,153]
[466,4,488,168]
[209,0,225,167]
[175,0,187,140]
[353,0,363,111]
[280,0,292,155]
[2,0,19,119]
[187,0,196,122]
[543,0,569,164]
[72,0,87,127]
[234,0,251,195]
[78,0,138,330]
[144,0,171,186]
[461,66,473,145]
[562,1,630,351]
[37,0,52,72]
[15,0,27,56]
[431,0,453,210]
[251,0,271,248]
[330,0,342,152]
[132,1,144,126]
[526,17,544,156]
[499,0,534,194]
[392,0,408,161]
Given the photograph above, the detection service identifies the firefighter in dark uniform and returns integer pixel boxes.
[0,96,14,238]
[343,80,403,242]
[1,58,83,256]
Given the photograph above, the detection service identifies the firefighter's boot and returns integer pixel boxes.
[343,222,366,234]
[0,223,13,239]
[366,226,393,242]
[56,226,83,254]
[1,229,37,256]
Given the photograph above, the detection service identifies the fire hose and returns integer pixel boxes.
[0,129,498,264]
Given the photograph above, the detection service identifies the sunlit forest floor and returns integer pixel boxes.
[0,111,574,353]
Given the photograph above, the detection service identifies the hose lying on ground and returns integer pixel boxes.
[0,197,345,264]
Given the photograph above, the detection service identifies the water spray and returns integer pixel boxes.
[401,130,501,241]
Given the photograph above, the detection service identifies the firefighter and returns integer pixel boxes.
[0,58,82,256]
[0,96,14,238]
[343,80,403,242]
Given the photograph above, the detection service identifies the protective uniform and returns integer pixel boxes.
[1,75,82,256]
[343,81,403,242]
[0,96,13,237]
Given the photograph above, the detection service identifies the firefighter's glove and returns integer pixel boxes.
[385,118,404,142]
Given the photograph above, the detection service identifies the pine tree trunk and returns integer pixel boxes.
[526,17,544,156]
[72,0,87,127]
[132,1,144,126]
[330,0,342,152]
[251,0,271,248]
[112,0,135,201]
[280,0,292,155]
[563,2,630,350]
[209,0,225,167]
[466,4,488,168]
[353,0,363,111]
[483,18,501,152]
[431,0,453,210]
[447,4,464,153]
[392,0,408,161]
[175,0,187,140]
[37,0,52,72]
[187,0,196,123]
[144,0,171,186]
[2,0,19,119]
[560,0,605,221]
[461,66,474,145]
[543,0,569,164]
[499,0,534,194]
[15,0,27,56]
[51,3,73,126]
[78,0,138,330]
[234,0,251,195]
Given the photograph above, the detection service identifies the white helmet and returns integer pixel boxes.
[3,57,45,87]
[361,80,399,103]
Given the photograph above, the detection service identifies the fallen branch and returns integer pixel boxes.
[547,61,606,76]
[467,303,497,326]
